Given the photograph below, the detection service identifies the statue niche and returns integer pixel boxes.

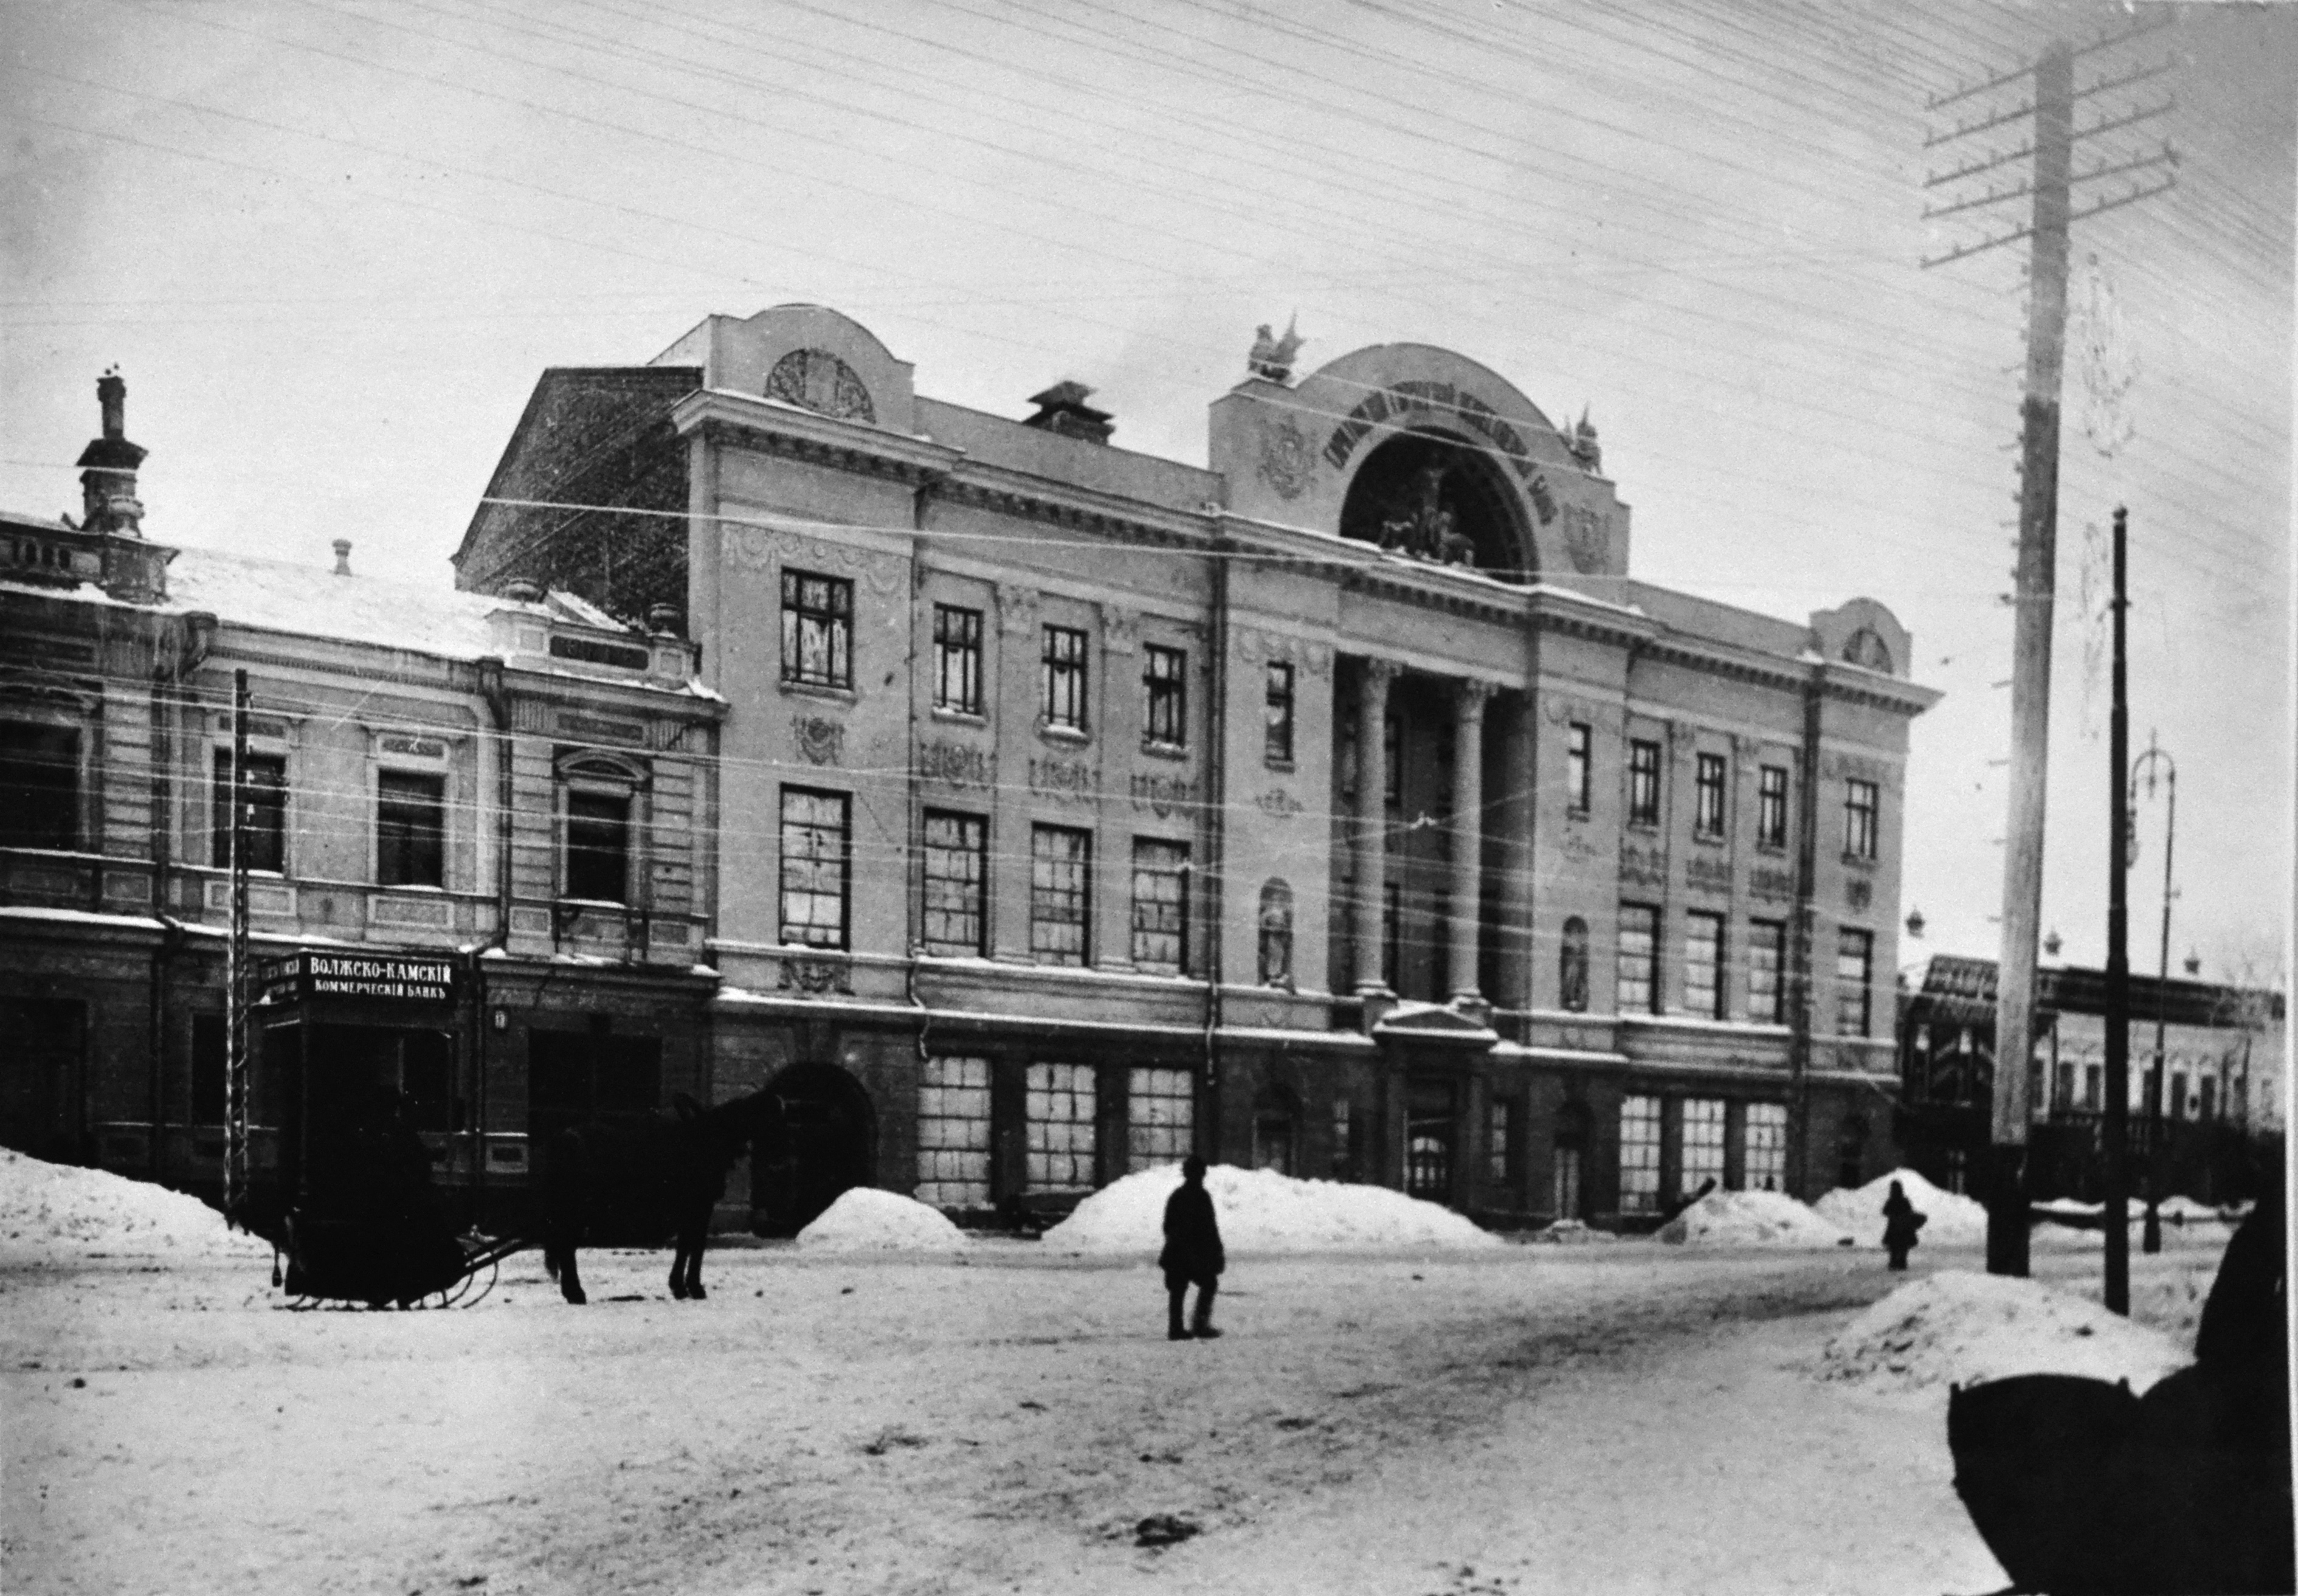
[1338,430,1528,580]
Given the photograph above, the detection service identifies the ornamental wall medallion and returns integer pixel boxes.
[917,739,991,787]
[1564,504,1608,573]
[1846,877,1874,912]
[1254,789,1304,819]
[996,582,1041,636]
[1130,772,1196,818]
[1029,756,1098,802]
[778,956,852,995]
[1257,417,1314,499]
[1841,627,1895,674]
[765,348,875,424]
[793,714,844,766]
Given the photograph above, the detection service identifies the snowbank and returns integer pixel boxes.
[1524,1219,1621,1245]
[1815,1168,1990,1247]
[2034,1196,2103,1217]
[2156,1195,2232,1222]
[1040,1164,1502,1256]
[1654,1189,1853,1248]
[0,1150,272,1265]
[796,1187,971,1253]
[1817,1269,2187,1395]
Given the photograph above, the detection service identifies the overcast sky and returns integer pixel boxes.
[4,0,2289,982]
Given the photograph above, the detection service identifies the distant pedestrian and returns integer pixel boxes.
[1882,1178,1927,1271]
[1160,1156,1224,1341]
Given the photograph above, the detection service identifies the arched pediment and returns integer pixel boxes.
[1208,340,1630,583]
[661,304,917,434]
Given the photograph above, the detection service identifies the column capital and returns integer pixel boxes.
[1359,656,1404,689]
[1453,677,1499,718]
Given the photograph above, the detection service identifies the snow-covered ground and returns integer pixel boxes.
[2,1164,2233,1596]
[0,1149,273,1266]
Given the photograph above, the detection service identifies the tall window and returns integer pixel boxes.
[916,1055,992,1208]
[1559,916,1590,1012]
[1487,1098,1514,1185]
[1566,722,1592,814]
[1684,911,1725,1018]
[1130,838,1189,974]
[1331,1097,1355,1180]
[1758,765,1789,848]
[0,722,78,852]
[1747,919,1786,1024]
[1844,778,1879,860]
[1680,1098,1727,1198]
[1024,1062,1096,1190]
[1742,1103,1787,1192]
[1030,824,1092,965]
[1128,1066,1194,1170]
[1257,879,1294,987]
[2085,1063,2103,1112]
[1628,738,1661,825]
[1143,644,1187,748]
[564,790,630,903]
[1617,903,1660,1014]
[931,604,982,715]
[778,787,851,948]
[1619,1095,1661,1214]
[1265,662,1295,765]
[920,810,986,956]
[1694,753,1727,838]
[213,750,287,874]
[1041,625,1088,731]
[1835,927,1874,1035]
[376,772,445,888]
[780,569,852,689]
[1381,881,1402,989]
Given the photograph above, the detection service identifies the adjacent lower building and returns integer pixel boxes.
[455,304,1943,1231]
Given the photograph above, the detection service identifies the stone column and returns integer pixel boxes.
[1353,658,1399,995]
[1493,693,1535,1011]
[1450,679,1494,1004]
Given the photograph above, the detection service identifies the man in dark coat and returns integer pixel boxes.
[1882,1178,1926,1271]
[1160,1156,1224,1341]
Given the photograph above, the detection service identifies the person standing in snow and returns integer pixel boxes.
[1880,1178,1926,1271]
[1160,1156,1224,1341]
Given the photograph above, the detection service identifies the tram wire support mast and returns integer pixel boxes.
[224,668,252,1230]
[1920,17,2178,1278]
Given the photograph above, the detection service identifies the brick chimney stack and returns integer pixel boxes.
[76,367,148,537]
[333,539,353,576]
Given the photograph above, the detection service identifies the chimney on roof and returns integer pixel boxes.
[333,539,353,576]
[646,602,681,635]
[1023,380,1114,444]
[503,577,544,603]
[76,368,148,537]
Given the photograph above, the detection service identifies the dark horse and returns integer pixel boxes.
[539,1089,785,1305]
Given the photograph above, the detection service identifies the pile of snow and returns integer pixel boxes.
[1655,1189,1854,1248]
[1524,1219,1622,1245]
[1818,1268,2187,1394]
[2156,1195,2232,1222]
[1815,1168,1991,1247]
[796,1187,971,1253]
[1040,1164,1503,1256]
[0,1150,273,1264]
[2033,1195,2103,1218]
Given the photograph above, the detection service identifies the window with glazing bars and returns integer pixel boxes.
[1694,752,1727,837]
[1487,1098,1513,1184]
[0,722,79,852]
[1683,911,1725,1018]
[1566,722,1592,814]
[213,750,287,874]
[1747,918,1786,1023]
[1742,1102,1787,1192]
[1617,903,1659,1014]
[1758,765,1789,848]
[1680,1097,1726,1198]
[1130,839,1189,973]
[376,771,445,888]
[1030,824,1091,965]
[1143,644,1186,748]
[779,569,852,689]
[932,604,981,715]
[1265,661,1295,765]
[1618,1094,1661,1214]
[1835,927,1874,1035]
[1025,1062,1096,1190]
[778,787,850,948]
[1041,625,1088,731]
[1628,739,1661,825]
[564,790,630,903]
[920,810,986,956]
[916,1055,991,1208]
[1127,1066,1193,1170]
[1844,779,1879,860]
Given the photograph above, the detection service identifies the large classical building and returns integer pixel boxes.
[455,305,1941,1231]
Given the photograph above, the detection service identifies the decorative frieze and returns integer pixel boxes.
[1253,788,1304,820]
[778,956,852,995]
[1620,840,1668,887]
[724,522,905,599]
[555,711,645,747]
[1029,756,1098,803]
[917,738,991,787]
[1750,865,1796,902]
[1130,772,1195,819]
[1686,855,1733,896]
[1235,627,1333,678]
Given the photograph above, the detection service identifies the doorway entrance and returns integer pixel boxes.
[755,1063,875,1237]
[1404,1075,1457,1204]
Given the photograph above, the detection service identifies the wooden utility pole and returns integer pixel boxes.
[2131,732,2177,1253]
[224,668,252,1227]
[1921,19,2176,1277]
[2103,506,2130,1315]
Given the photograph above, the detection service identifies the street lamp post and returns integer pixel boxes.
[2130,733,2176,1254]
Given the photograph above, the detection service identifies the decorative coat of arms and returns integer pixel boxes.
[1257,418,1313,499]
[792,714,844,765]
[1564,505,1608,573]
